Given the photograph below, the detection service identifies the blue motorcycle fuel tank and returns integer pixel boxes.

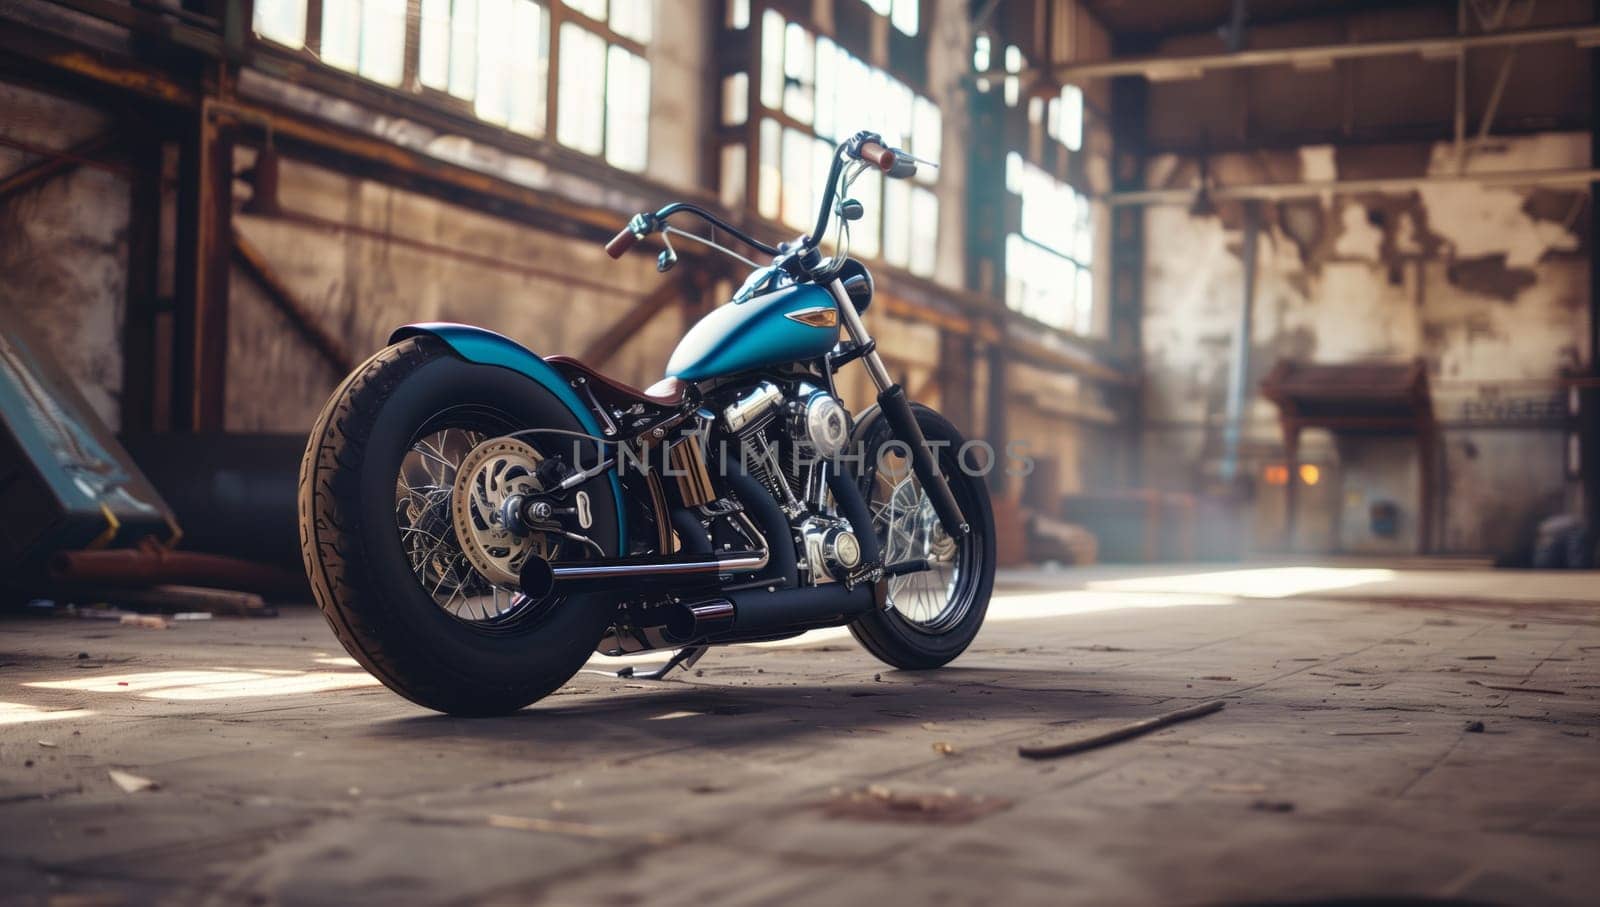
[664,274,840,382]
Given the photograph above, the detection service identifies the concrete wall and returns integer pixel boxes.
[1140,132,1589,555]
[228,156,688,432]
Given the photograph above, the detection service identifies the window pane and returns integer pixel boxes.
[557,22,606,155]
[1075,196,1092,262]
[449,0,480,99]
[758,118,781,219]
[726,0,749,30]
[605,45,650,171]
[862,0,890,14]
[1075,265,1093,335]
[759,10,785,110]
[475,0,514,125]
[811,136,833,235]
[890,0,917,36]
[1003,45,1022,107]
[813,37,837,139]
[909,186,937,277]
[881,177,910,267]
[721,72,748,126]
[912,95,940,184]
[507,0,549,136]
[563,0,605,20]
[320,0,361,72]
[254,0,307,47]
[850,169,882,259]
[720,143,747,210]
[359,0,407,85]
[1004,234,1023,310]
[782,23,814,125]
[1060,84,1084,151]
[781,127,812,229]
[419,0,451,89]
[610,0,652,42]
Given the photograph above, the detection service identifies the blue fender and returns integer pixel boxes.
[389,323,627,548]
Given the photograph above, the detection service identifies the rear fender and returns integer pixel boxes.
[389,323,627,547]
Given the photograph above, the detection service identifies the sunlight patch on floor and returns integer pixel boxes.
[587,587,1240,664]
[0,701,96,726]
[1086,567,1397,599]
[25,669,381,701]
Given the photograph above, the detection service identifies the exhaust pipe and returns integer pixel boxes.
[520,549,767,602]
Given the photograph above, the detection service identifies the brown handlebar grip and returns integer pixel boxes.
[605,227,639,259]
[858,141,897,172]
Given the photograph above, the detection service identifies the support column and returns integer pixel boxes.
[171,100,233,431]
[120,130,165,433]
[1109,64,1149,486]
[1219,201,1259,484]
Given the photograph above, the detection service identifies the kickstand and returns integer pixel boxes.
[616,645,708,681]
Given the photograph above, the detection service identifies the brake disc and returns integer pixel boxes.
[450,437,548,587]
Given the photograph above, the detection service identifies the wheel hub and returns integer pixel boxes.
[450,438,548,587]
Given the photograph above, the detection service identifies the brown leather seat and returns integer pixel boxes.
[545,355,687,407]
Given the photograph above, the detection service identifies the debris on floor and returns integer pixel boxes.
[821,785,1012,825]
[1467,681,1566,695]
[108,770,157,794]
[1017,700,1226,760]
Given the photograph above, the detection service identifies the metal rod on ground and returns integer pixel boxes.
[1018,700,1227,759]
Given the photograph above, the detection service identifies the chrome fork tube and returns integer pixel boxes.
[827,279,893,392]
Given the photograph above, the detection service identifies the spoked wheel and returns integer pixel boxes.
[847,404,996,670]
[395,422,569,630]
[300,337,620,715]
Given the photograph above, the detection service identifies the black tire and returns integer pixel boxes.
[847,404,996,670]
[298,337,620,715]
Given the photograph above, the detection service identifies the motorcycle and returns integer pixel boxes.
[298,131,996,715]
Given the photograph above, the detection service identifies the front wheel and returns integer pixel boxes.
[848,404,996,670]
[298,337,620,715]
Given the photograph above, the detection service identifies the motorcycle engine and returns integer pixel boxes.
[720,380,860,585]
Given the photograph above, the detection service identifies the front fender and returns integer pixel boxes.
[389,322,627,547]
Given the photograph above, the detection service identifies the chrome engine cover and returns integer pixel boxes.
[798,515,862,585]
[795,384,851,460]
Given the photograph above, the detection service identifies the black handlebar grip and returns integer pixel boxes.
[886,155,918,180]
[605,227,639,258]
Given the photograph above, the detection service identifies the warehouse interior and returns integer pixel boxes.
[1,0,1597,903]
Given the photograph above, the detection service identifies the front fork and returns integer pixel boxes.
[826,279,970,538]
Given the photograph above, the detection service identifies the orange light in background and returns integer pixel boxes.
[1262,464,1289,485]
[1299,464,1321,486]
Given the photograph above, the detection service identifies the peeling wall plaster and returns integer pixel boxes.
[0,84,126,430]
[1141,132,1589,555]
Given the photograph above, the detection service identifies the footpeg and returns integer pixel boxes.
[617,645,707,680]
[882,558,930,577]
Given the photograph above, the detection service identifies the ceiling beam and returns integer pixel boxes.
[1109,166,1600,206]
[1045,22,1600,82]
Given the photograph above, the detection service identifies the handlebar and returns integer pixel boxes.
[604,131,920,262]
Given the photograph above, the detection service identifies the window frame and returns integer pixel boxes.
[247,0,653,172]
[714,0,940,277]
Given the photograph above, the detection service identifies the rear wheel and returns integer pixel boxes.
[848,405,996,670]
[299,337,619,715]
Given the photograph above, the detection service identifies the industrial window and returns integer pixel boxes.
[1004,153,1093,334]
[861,0,918,36]
[250,0,651,171]
[735,10,940,277]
